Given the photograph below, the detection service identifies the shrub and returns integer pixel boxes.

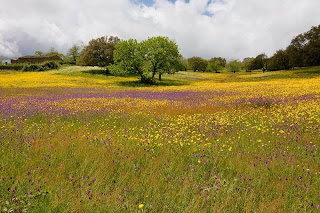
[140,76,155,85]
[22,61,60,72]
[42,61,60,70]
[23,64,41,72]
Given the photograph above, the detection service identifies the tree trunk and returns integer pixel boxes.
[152,65,156,80]
[159,73,162,81]
[105,67,109,75]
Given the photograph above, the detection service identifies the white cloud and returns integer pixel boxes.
[0,0,319,60]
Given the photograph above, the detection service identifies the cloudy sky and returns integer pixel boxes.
[1,0,320,60]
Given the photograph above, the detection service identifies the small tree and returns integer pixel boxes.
[46,47,64,58]
[66,44,81,64]
[242,57,254,71]
[187,57,208,72]
[35,51,43,56]
[206,62,221,73]
[78,36,120,73]
[209,57,226,67]
[178,58,188,71]
[227,60,242,73]
[206,57,226,73]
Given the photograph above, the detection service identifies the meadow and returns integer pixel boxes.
[0,66,320,212]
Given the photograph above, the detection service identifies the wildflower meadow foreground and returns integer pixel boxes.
[1,67,320,212]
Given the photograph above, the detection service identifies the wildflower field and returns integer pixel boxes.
[1,66,320,212]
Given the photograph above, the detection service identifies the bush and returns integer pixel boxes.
[22,61,60,72]
[23,64,41,72]
[108,64,129,76]
[43,61,60,70]
[140,76,156,85]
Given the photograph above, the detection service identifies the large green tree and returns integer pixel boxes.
[209,57,226,67]
[112,39,146,79]
[268,49,290,70]
[187,57,208,72]
[299,25,320,66]
[111,37,182,83]
[78,36,120,72]
[142,36,181,81]
[286,34,305,68]
[242,57,254,71]
[206,57,226,73]
[285,24,320,68]
[248,53,268,71]
[206,62,222,73]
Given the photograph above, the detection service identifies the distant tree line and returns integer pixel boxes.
[187,56,242,73]
[25,24,319,77]
[186,24,320,73]
[243,24,320,71]
[74,36,183,83]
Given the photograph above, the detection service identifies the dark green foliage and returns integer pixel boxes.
[242,57,254,71]
[247,54,268,71]
[22,61,60,72]
[187,57,208,72]
[285,25,320,67]
[78,36,120,70]
[23,64,41,72]
[140,76,156,85]
[43,61,60,70]
[268,50,290,70]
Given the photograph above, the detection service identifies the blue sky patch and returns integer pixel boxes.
[133,0,181,7]
[202,11,214,17]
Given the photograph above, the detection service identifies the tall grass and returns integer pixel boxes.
[0,66,320,212]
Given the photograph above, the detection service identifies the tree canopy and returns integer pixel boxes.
[209,57,226,67]
[187,57,208,72]
[247,53,268,71]
[66,44,82,64]
[141,36,182,80]
[35,51,43,56]
[78,36,120,71]
[111,36,182,83]
[206,57,226,73]
[268,50,290,70]
[286,24,320,67]
[248,24,320,71]
[227,60,242,73]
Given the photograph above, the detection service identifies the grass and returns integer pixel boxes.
[0,65,320,212]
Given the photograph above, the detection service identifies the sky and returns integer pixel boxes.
[0,0,320,60]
